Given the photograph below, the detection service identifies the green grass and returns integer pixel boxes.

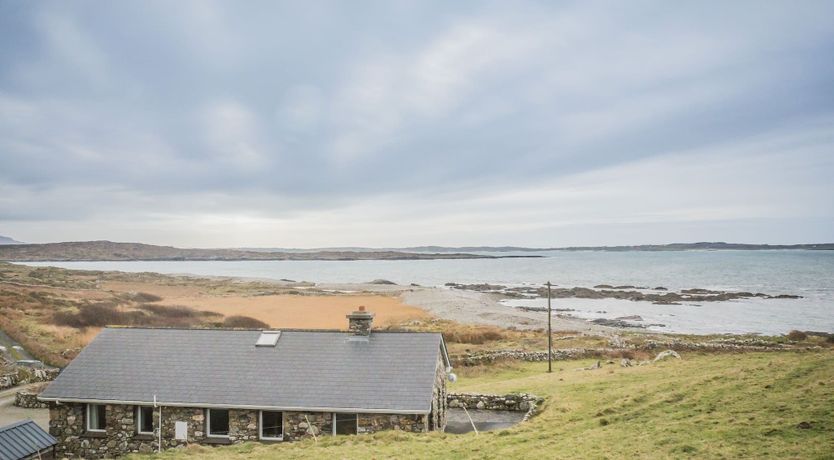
[134,351,834,459]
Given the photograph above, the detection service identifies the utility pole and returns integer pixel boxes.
[547,281,552,373]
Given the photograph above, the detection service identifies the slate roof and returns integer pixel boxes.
[40,328,448,414]
[0,419,56,460]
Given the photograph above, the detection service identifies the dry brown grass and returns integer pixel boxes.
[438,324,507,344]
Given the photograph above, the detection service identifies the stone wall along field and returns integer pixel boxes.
[447,392,544,422]
[14,389,50,408]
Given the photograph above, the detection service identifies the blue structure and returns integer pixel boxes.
[0,419,56,460]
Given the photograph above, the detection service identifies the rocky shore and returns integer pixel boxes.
[444,282,801,305]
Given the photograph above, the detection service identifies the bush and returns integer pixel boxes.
[132,292,163,302]
[53,302,218,328]
[53,302,140,328]
[223,315,269,329]
[787,330,808,341]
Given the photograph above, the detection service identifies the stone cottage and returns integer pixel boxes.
[38,308,451,458]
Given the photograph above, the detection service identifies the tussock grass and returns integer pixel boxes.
[136,351,834,459]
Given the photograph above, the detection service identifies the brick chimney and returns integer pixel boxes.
[346,306,374,337]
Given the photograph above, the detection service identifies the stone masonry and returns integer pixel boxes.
[49,403,442,458]
[447,392,544,422]
[14,389,50,409]
[430,351,448,431]
[346,306,374,336]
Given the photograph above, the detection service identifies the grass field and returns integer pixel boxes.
[135,351,834,459]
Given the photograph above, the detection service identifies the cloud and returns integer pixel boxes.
[0,1,833,246]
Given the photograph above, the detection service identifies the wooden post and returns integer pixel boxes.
[547,281,552,373]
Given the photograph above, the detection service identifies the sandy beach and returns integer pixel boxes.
[103,278,606,333]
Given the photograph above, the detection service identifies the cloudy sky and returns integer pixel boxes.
[1,1,833,248]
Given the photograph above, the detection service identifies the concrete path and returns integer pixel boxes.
[445,408,525,434]
[0,383,49,429]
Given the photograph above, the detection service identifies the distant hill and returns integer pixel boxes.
[398,242,834,252]
[553,242,834,251]
[0,240,514,262]
[0,235,23,245]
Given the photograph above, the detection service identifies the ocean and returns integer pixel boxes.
[24,250,834,335]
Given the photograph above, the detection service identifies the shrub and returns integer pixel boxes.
[787,330,808,341]
[53,302,137,328]
[132,292,163,302]
[53,302,218,328]
[223,315,269,329]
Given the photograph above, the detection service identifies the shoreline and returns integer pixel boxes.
[5,261,826,336]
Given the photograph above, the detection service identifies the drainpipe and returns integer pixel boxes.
[154,394,161,452]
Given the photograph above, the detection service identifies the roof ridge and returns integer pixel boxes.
[104,326,441,334]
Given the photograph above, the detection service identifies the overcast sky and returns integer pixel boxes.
[1,1,833,248]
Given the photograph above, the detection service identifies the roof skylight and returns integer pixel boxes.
[255,331,281,347]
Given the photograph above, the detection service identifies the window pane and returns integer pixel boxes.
[89,404,106,430]
[208,409,229,436]
[335,413,357,435]
[139,406,154,433]
[261,411,282,439]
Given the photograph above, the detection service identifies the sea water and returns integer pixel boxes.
[23,250,834,335]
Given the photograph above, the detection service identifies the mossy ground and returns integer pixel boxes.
[135,351,834,459]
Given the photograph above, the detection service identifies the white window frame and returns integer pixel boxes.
[206,408,230,438]
[136,405,154,435]
[258,410,284,441]
[332,413,358,436]
[86,403,106,432]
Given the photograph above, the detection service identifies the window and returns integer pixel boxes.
[136,406,154,435]
[86,404,106,432]
[333,413,357,435]
[206,409,230,437]
[259,411,283,440]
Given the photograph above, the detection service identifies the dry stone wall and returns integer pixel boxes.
[0,367,59,390]
[453,340,799,366]
[14,389,49,408]
[447,392,543,422]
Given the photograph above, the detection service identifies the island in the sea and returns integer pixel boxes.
[0,240,538,261]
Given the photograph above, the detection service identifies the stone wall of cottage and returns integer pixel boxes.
[50,403,434,457]
[49,402,159,458]
[284,411,332,440]
[430,349,448,431]
[358,414,426,434]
